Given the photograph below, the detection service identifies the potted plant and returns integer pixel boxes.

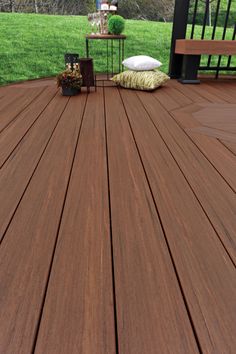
[108,15,125,35]
[57,67,83,96]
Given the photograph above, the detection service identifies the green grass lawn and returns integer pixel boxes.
[0,13,235,84]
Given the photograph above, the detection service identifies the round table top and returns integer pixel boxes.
[86,34,127,40]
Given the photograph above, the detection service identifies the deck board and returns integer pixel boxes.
[0,93,69,241]
[34,89,116,354]
[0,87,44,133]
[105,87,199,354]
[158,102,236,192]
[137,91,236,264]
[221,140,236,155]
[0,78,236,353]
[0,93,87,353]
[0,86,58,168]
[120,88,236,353]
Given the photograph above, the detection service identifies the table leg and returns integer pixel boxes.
[107,40,109,80]
[122,39,125,71]
[119,39,121,73]
[111,39,114,77]
[86,39,89,58]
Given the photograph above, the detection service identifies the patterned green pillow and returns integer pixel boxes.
[111,70,170,91]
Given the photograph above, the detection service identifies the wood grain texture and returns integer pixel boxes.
[0,86,58,168]
[155,95,236,192]
[34,89,116,354]
[0,88,26,110]
[221,140,236,155]
[120,88,236,353]
[105,87,199,354]
[154,81,192,109]
[0,94,87,354]
[0,79,236,353]
[189,125,236,143]
[137,91,236,264]
[0,92,69,241]
[207,81,236,104]
[175,39,236,55]
[170,79,210,103]
[0,87,43,133]
[189,82,236,104]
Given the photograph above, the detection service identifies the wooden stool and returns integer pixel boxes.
[79,58,96,92]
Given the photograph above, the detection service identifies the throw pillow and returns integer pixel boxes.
[122,55,162,71]
[111,70,170,91]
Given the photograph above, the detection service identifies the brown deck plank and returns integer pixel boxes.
[0,86,57,168]
[188,125,236,144]
[105,87,199,354]
[198,82,236,103]
[120,88,236,353]
[170,80,209,103]
[206,81,236,100]
[0,88,25,108]
[157,101,236,192]
[154,81,192,108]
[187,83,230,103]
[34,89,116,354]
[137,91,236,263]
[0,87,43,133]
[0,79,236,353]
[0,94,87,353]
[221,140,236,155]
[0,86,12,99]
[0,92,69,242]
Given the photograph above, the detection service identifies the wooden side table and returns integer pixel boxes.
[85,34,126,79]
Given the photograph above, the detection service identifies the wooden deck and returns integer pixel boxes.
[0,77,236,354]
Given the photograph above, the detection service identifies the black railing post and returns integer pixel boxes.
[169,0,190,78]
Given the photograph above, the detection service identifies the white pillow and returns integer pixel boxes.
[122,55,162,71]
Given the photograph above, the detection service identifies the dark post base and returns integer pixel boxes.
[178,78,200,84]
[179,54,201,84]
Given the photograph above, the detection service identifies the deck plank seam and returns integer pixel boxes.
[0,96,70,246]
[135,91,236,269]
[218,138,236,157]
[0,86,46,135]
[118,87,203,354]
[191,124,236,158]
[193,83,236,156]
[170,81,209,103]
[151,89,236,194]
[169,102,193,113]
[202,82,236,103]
[171,83,211,104]
[161,81,236,170]
[0,89,59,170]
[189,85,229,104]
[168,109,236,194]
[103,85,120,354]
[31,93,89,354]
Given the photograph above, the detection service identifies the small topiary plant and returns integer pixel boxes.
[108,15,125,35]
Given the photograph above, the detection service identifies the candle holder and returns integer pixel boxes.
[99,8,117,35]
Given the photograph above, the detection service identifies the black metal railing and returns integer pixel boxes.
[169,0,236,78]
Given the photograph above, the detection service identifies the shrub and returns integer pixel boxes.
[108,15,125,35]
[57,68,82,89]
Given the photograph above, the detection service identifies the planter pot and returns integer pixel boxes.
[61,87,80,96]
